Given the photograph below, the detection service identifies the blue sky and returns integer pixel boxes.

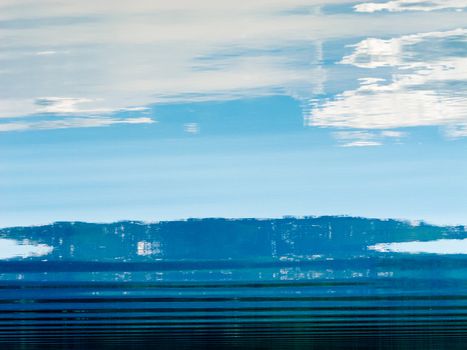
[0,0,466,227]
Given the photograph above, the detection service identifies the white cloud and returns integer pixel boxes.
[340,28,467,69]
[0,0,466,132]
[341,140,382,147]
[35,50,58,56]
[333,130,406,147]
[0,117,154,132]
[445,123,467,138]
[355,0,467,13]
[183,123,200,134]
[380,130,406,138]
[35,97,112,114]
[368,238,467,254]
[307,29,467,136]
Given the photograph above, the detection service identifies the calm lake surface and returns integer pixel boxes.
[0,217,466,348]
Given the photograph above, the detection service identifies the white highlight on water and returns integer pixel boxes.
[369,238,467,255]
[0,238,53,260]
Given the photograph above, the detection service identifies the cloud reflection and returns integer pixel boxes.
[0,0,332,130]
[355,0,467,13]
[307,28,467,144]
[0,0,465,131]
[0,238,53,260]
[369,238,467,254]
[0,1,466,134]
[0,117,154,132]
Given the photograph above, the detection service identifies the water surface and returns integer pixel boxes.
[0,217,466,348]
[0,0,466,226]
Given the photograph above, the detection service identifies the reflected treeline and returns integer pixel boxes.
[0,216,465,262]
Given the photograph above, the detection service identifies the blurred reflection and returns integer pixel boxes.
[307,28,467,145]
[0,238,53,260]
[369,238,467,254]
[354,0,466,13]
[1,216,465,264]
[0,0,465,139]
